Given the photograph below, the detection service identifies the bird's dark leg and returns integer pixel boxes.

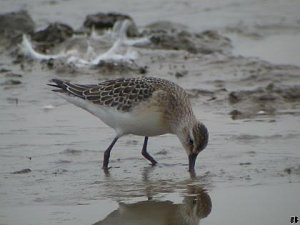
[141,136,157,166]
[102,137,119,170]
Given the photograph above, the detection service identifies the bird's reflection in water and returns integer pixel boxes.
[93,184,211,225]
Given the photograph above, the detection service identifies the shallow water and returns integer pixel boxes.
[1,65,299,224]
[1,0,300,224]
[2,183,300,225]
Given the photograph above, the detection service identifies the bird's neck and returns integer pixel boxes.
[172,113,197,136]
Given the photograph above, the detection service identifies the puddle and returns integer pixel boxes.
[203,183,300,225]
[1,183,299,225]
[230,32,300,66]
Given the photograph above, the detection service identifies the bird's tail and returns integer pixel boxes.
[48,79,69,93]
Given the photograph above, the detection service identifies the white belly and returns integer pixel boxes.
[114,109,168,136]
[60,94,169,137]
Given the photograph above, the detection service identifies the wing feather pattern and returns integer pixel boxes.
[48,78,157,112]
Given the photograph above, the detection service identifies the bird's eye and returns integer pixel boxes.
[188,137,194,146]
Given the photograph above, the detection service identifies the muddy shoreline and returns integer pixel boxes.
[1,1,300,224]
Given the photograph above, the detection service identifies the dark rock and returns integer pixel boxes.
[0,68,11,73]
[155,149,168,155]
[150,32,198,53]
[239,162,252,166]
[95,60,147,74]
[187,88,215,98]
[32,22,73,43]
[12,168,31,174]
[46,58,55,69]
[175,70,188,78]
[284,166,300,175]
[228,91,241,104]
[150,31,229,55]
[84,12,130,29]
[229,109,244,120]
[83,12,139,37]
[228,83,300,119]
[62,148,82,155]
[195,30,232,53]
[53,169,68,175]
[279,86,300,101]
[1,79,22,86]
[257,94,277,101]
[6,97,19,104]
[0,10,35,47]
[4,72,23,78]
[40,59,78,74]
[0,10,35,35]
[32,23,73,51]
[139,66,148,74]
[229,84,300,104]
[284,167,292,175]
[146,22,231,54]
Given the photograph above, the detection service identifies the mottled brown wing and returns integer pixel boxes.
[49,78,156,112]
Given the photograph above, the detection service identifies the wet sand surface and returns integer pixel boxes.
[1,0,300,225]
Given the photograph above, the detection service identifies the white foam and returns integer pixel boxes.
[20,20,148,67]
[21,35,64,61]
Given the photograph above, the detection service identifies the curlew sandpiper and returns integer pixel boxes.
[48,77,208,172]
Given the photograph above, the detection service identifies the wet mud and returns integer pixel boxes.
[1,0,300,225]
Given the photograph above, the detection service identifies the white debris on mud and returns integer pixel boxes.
[20,20,149,67]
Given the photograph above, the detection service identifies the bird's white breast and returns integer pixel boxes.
[59,94,169,137]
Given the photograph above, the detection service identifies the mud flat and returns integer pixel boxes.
[1,0,300,224]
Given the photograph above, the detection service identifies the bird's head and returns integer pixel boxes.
[178,121,209,172]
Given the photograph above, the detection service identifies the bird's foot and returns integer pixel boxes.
[151,161,157,166]
[102,166,111,176]
[188,169,196,179]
